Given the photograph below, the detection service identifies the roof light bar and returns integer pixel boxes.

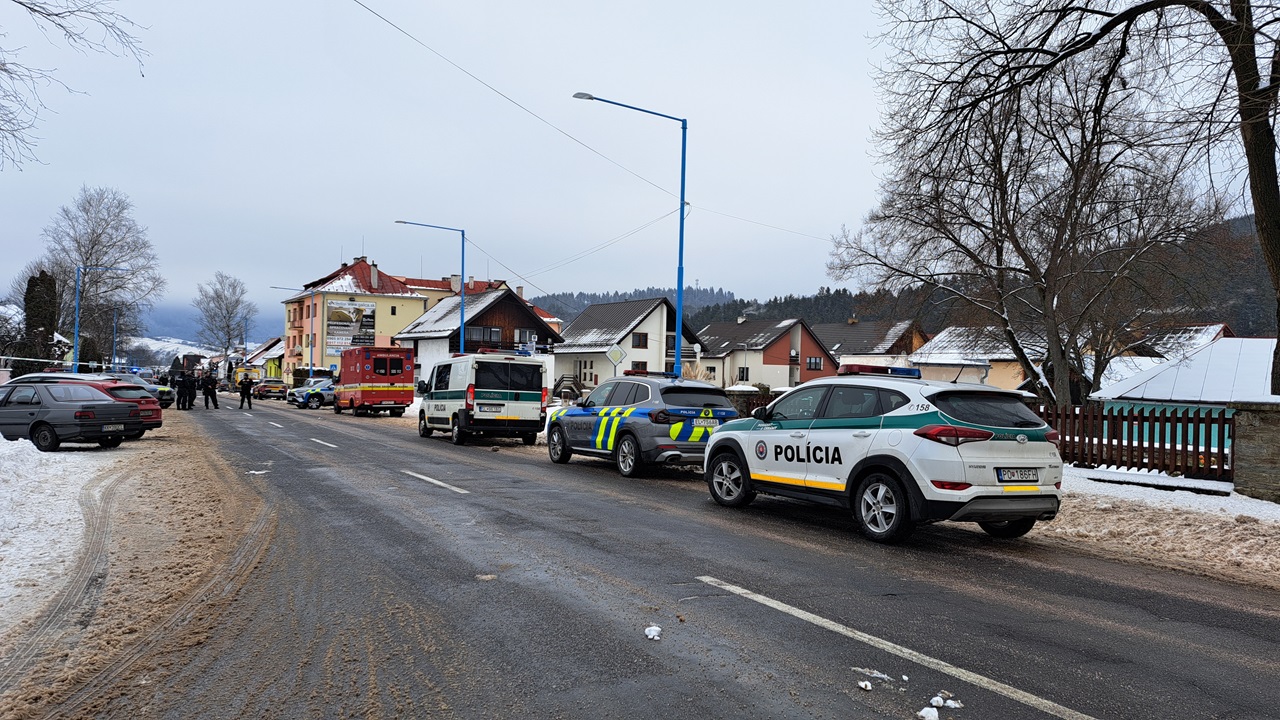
[622,370,679,378]
[836,363,922,378]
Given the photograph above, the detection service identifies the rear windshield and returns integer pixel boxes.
[475,361,542,392]
[931,391,1044,428]
[660,386,734,408]
[109,386,154,400]
[46,384,113,402]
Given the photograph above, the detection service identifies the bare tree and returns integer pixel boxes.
[193,272,256,371]
[874,0,1280,393]
[1,0,144,168]
[831,43,1220,405]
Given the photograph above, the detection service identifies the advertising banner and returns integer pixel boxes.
[326,300,376,357]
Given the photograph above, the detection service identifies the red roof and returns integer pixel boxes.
[305,258,415,295]
[396,276,508,293]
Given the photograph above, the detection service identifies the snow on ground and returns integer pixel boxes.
[0,440,116,636]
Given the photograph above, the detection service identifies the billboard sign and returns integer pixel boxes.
[326,300,376,357]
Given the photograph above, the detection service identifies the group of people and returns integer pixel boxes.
[171,372,258,410]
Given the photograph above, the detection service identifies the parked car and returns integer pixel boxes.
[703,364,1063,543]
[102,372,176,409]
[0,381,143,451]
[252,378,290,400]
[417,351,546,443]
[288,378,336,409]
[546,371,739,477]
[6,373,163,436]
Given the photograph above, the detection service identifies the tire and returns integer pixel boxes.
[307,394,322,410]
[31,424,60,452]
[547,425,571,463]
[521,433,536,446]
[124,430,145,440]
[98,437,123,449]
[390,409,404,418]
[333,402,342,414]
[450,417,466,445]
[706,450,756,507]
[978,518,1038,539]
[615,434,644,478]
[418,413,433,437]
[853,472,915,543]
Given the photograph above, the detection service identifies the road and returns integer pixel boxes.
[11,399,1280,718]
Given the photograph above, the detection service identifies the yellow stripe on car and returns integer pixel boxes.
[1001,485,1041,493]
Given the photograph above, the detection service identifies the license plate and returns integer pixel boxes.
[997,468,1038,483]
[380,400,395,404]
[141,410,154,417]
[478,404,503,413]
[692,418,718,427]
[102,424,125,432]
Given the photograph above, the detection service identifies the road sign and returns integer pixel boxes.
[605,344,627,365]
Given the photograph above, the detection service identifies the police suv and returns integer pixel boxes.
[703,364,1062,543]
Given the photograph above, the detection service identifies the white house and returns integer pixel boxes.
[554,297,700,391]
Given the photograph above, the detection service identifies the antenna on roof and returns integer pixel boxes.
[952,365,964,383]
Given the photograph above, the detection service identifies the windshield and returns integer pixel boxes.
[660,386,734,408]
[474,362,542,392]
[108,386,154,400]
[931,391,1045,428]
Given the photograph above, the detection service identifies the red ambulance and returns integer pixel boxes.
[334,346,415,416]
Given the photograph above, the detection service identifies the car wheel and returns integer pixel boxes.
[31,424,60,452]
[160,402,173,409]
[853,472,915,543]
[450,417,466,445]
[978,518,1038,539]
[390,409,404,418]
[707,450,756,507]
[418,413,433,437]
[98,437,123,449]
[307,394,322,410]
[334,402,342,414]
[548,425,571,463]
[615,434,644,478]
[124,430,145,440]
[521,433,536,446]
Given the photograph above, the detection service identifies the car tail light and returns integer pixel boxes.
[647,409,674,424]
[1045,430,1061,448]
[75,410,95,419]
[465,383,475,411]
[129,409,140,417]
[914,424,994,446]
[541,387,548,413]
[930,480,972,491]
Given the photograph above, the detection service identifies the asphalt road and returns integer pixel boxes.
[91,400,1280,719]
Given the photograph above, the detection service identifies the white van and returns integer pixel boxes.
[416,351,548,446]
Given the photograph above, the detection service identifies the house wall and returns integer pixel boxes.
[916,365,990,384]
[1228,401,1280,503]
[284,292,426,376]
[986,360,1027,390]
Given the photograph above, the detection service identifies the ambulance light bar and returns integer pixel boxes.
[622,370,679,378]
[836,364,922,378]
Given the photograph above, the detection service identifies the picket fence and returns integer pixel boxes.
[1036,404,1234,481]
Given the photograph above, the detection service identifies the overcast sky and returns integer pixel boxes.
[1,1,884,329]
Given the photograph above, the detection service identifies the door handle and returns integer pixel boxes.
[852,431,871,438]
[789,431,805,438]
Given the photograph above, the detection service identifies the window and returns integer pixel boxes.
[631,361,648,372]
[665,335,676,353]
[932,391,1045,428]
[631,332,648,348]
[661,386,733,408]
[582,383,613,408]
[464,326,502,344]
[391,306,397,316]
[516,328,537,344]
[433,364,451,391]
[389,357,404,375]
[879,389,910,413]
[737,366,750,382]
[806,357,823,371]
[374,358,388,375]
[475,362,542,391]
[768,386,828,421]
[7,386,40,405]
[820,386,879,419]
[706,366,716,379]
[607,381,641,406]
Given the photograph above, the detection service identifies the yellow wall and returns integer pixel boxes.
[284,292,428,375]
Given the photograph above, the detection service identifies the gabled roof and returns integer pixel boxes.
[395,276,508,294]
[1092,337,1278,404]
[694,318,797,357]
[287,258,420,300]
[244,337,282,364]
[910,326,1046,366]
[811,319,918,355]
[394,288,563,343]
[1139,323,1234,359]
[557,297,697,353]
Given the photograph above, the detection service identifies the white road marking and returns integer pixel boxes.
[696,576,1095,720]
[268,422,283,428]
[401,470,470,494]
[310,438,337,448]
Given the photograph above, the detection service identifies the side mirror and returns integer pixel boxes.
[751,406,771,421]
[416,380,429,394]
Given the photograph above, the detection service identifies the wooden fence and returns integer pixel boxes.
[1036,404,1234,481]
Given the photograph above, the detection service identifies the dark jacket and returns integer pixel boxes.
[238,378,255,396]
[201,375,218,394]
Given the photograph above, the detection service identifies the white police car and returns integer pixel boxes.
[703,364,1062,543]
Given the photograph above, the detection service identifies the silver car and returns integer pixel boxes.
[546,372,739,477]
[288,378,336,409]
[0,382,143,451]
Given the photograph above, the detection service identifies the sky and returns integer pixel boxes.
[0,1,884,335]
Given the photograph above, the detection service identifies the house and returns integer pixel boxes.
[909,326,1046,388]
[394,275,509,310]
[1091,337,1278,411]
[244,337,285,380]
[554,297,701,389]
[281,257,427,378]
[811,318,928,367]
[393,288,564,383]
[695,318,838,390]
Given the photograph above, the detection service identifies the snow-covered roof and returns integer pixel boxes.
[285,258,422,301]
[558,297,696,353]
[697,318,799,356]
[811,319,917,355]
[1089,355,1168,389]
[1141,323,1231,359]
[395,290,508,340]
[1091,337,1279,405]
[910,326,1045,366]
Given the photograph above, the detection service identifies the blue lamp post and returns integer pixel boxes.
[395,220,468,353]
[73,265,128,372]
[272,285,316,378]
[574,92,688,378]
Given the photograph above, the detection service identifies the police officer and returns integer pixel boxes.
[182,373,198,410]
[201,372,220,409]
[238,375,255,410]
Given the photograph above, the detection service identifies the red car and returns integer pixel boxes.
[6,373,162,438]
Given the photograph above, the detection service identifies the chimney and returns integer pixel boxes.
[847,314,859,325]
[516,285,524,298]
[737,315,746,324]
[468,275,474,291]
[370,261,379,290]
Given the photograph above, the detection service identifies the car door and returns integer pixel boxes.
[746,385,829,490]
[804,384,885,492]
[0,385,43,438]
[564,382,616,450]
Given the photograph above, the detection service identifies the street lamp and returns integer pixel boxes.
[574,91,688,378]
[73,265,128,372]
[272,285,316,378]
[395,220,468,353]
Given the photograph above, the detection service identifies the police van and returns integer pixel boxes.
[703,364,1062,543]
[416,350,547,445]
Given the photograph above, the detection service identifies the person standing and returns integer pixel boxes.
[201,373,220,409]
[175,372,188,410]
[182,373,198,410]
[238,375,255,410]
